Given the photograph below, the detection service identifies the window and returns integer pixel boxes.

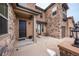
[41,24,44,32]
[63,13,67,21]
[37,24,41,34]
[37,23,44,34]
[0,16,8,35]
[69,27,73,37]
[40,14,43,18]
[62,8,66,12]
[0,3,8,35]
[0,3,8,18]
[52,11,57,16]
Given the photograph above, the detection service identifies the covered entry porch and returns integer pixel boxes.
[12,3,41,42]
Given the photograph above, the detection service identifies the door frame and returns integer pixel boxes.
[19,20,26,38]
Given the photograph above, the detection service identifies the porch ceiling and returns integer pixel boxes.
[14,9,33,19]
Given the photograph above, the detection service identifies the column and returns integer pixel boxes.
[33,15,37,43]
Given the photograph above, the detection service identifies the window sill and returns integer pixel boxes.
[0,33,9,41]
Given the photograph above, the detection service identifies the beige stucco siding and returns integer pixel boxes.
[27,20,33,38]
[67,18,74,37]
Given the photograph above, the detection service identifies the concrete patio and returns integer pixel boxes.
[12,36,74,56]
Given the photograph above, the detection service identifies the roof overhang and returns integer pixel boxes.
[36,21,47,24]
[14,8,33,19]
[11,3,41,18]
[44,3,69,11]
[35,3,55,12]
[45,3,55,11]
[35,5,45,11]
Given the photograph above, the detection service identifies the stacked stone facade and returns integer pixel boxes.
[45,4,68,38]
[0,4,17,55]
[45,4,61,38]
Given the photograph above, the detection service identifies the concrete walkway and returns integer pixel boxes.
[13,36,74,56]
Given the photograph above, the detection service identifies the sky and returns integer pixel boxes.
[67,3,79,23]
[36,3,50,9]
[36,3,79,23]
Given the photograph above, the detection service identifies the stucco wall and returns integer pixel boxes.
[67,18,74,37]
[26,19,33,38]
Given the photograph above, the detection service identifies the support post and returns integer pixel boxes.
[33,15,37,43]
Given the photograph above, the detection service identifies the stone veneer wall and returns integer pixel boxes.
[45,3,69,39]
[0,4,16,56]
[45,4,63,38]
[7,4,17,55]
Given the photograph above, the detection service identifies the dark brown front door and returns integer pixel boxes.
[19,20,26,38]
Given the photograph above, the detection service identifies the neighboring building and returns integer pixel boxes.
[66,16,75,37]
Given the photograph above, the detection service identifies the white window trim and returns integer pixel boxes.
[37,23,44,33]
[52,6,57,12]
[0,13,8,20]
[0,33,8,39]
[37,24,41,33]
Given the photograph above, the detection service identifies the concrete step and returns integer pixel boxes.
[17,39,33,48]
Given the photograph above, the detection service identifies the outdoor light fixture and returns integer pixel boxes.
[72,24,79,48]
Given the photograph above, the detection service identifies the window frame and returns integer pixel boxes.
[41,24,44,32]
[37,23,44,34]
